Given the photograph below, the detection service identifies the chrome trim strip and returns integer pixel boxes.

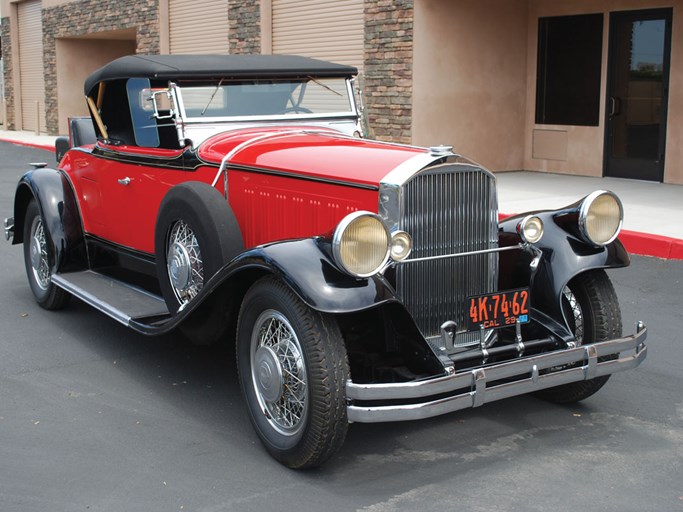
[210,130,314,193]
[394,244,522,265]
[52,274,131,326]
[346,325,647,423]
[380,151,447,187]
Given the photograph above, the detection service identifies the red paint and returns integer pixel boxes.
[64,147,218,254]
[60,128,422,255]
[199,127,425,188]
[228,169,378,248]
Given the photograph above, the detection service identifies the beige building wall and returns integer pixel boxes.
[524,0,682,184]
[412,0,529,172]
[413,0,682,185]
[56,36,135,134]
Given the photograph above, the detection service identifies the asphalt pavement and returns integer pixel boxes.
[0,140,682,512]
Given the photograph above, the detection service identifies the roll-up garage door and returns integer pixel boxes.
[18,0,46,133]
[272,0,363,73]
[169,0,229,54]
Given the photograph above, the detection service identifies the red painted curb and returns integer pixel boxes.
[619,230,683,261]
[0,137,55,152]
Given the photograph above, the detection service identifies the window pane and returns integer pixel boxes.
[536,14,603,126]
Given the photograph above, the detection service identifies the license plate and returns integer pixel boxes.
[466,288,530,331]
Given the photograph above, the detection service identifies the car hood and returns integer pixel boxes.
[196,127,429,188]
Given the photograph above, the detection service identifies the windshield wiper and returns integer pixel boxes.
[200,78,224,116]
[306,76,343,96]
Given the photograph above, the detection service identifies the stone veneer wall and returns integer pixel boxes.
[364,0,413,144]
[229,0,261,54]
[1,16,15,129]
[42,0,160,134]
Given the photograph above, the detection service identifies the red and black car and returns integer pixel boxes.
[5,55,647,468]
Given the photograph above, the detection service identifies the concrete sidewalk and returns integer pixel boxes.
[2,129,681,259]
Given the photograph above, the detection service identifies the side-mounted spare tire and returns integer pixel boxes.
[155,181,243,343]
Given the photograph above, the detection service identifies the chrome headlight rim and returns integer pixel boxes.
[390,230,413,261]
[332,211,391,278]
[578,190,624,246]
[517,215,544,244]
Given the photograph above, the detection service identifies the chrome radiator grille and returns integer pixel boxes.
[394,165,498,347]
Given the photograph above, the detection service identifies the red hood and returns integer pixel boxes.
[197,127,427,188]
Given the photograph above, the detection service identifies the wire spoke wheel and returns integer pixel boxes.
[535,269,622,404]
[22,200,70,310]
[251,310,308,436]
[237,276,349,468]
[166,220,204,305]
[29,216,51,290]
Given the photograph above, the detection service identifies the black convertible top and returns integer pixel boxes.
[84,54,358,95]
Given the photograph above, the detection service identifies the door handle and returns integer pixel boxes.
[609,97,622,117]
[117,177,131,186]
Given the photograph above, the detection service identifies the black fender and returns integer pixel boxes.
[499,209,629,323]
[225,238,400,313]
[130,237,402,335]
[12,168,87,273]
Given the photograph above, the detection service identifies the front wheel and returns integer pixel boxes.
[237,276,349,469]
[535,269,622,404]
[22,200,70,310]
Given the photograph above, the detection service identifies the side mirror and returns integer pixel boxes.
[55,136,70,163]
[151,90,175,120]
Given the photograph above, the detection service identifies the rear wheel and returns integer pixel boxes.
[237,276,349,469]
[23,200,70,310]
[535,269,622,403]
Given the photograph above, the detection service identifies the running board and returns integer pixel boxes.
[52,270,170,327]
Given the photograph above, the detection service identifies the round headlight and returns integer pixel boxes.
[518,215,544,244]
[333,211,390,277]
[579,191,623,246]
[390,230,413,261]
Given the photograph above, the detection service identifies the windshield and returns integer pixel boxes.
[175,77,355,120]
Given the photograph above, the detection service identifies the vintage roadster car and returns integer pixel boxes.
[5,54,646,468]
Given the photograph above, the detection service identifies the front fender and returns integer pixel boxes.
[13,168,87,272]
[131,238,402,335]
[227,238,400,313]
[500,211,629,322]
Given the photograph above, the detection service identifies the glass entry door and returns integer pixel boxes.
[605,9,672,181]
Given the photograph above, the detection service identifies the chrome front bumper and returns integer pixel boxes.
[346,322,647,423]
[4,217,14,241]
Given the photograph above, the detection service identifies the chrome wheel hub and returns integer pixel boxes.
[168,242,191,291]
[251,310,307,436]
[254,345,284,403]
[166,221,203,304]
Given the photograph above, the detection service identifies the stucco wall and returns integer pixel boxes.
[56,38,136,134]
[524,0,683,184]
[412,0,529,171]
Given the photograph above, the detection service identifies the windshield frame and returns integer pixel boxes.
[171,76,359,125]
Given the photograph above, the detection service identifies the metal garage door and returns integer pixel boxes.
[17,0,46,132]
[169,0,229,54]
[272,0,363,72]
